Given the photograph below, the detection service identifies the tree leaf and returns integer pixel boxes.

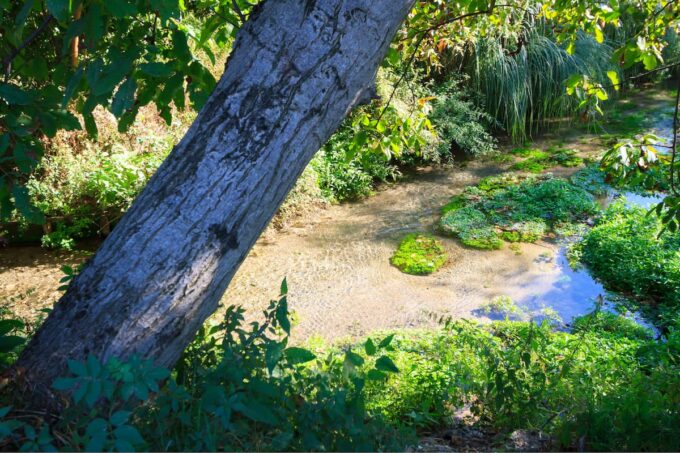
[284,347,316,365]
[375,355,399,373]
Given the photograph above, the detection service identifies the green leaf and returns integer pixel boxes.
[275,296,290,335]
[0,335,25,352]
[110,411,131,427]
[364,338,377,356]
[111,78,137,118]
[606,71,620,90]
[345,350,364,367]
[378,334,395,348]
[14,0,34,26]
[375,355,399,373]
[139,62,174,78]
[265,341,285,373]
[52,377,77,391]
[46,0,70,22]
[0,320,23,336]
[114,425,144,446]
[104,0,137,17]
[284,347,316,365]
[233,401,279,425]
[366,369,387,381]
[83,112,98,138]
[642,53,658,70]
[68,359,87,377]
[12,185,44,224]
[280,277,288,295]
[0,84,33,105]
[62,67,84,108]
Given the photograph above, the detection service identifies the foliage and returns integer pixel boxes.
[0,282,678,451]
[0,282,409,451]
[364,317,680,451]
[24,145,165,248]
[428,79,496,158]
[510,146,584,173]
[440,175,598,249]
[570,164,610,196]
[571,311,654,341]
[479,295,523,319]
[576,202,680,312]
[0,0,240,219]
[390,234,448,275]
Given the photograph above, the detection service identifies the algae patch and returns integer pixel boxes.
[391,234,448,275]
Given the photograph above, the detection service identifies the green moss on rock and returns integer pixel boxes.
[391,234,448,275]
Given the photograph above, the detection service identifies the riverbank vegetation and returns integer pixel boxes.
[0,286,677,451]
[2,0,680,451]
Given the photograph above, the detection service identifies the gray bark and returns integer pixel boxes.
[17,0,414,394]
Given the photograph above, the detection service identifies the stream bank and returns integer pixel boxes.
[0,89,673,339]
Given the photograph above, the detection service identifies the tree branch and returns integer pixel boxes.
[2,14,54,80]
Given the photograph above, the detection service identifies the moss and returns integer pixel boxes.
[440,175,598,248]
[459,227,503,250]
[511,160,548,173]
[510,146,585,174]
[440,195,466,215]
[477,173,527,193]
[390,234,448,275]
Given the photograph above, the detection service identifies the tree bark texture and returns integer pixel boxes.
[17,0,415,393]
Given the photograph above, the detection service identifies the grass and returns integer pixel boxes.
[390,234,448,275]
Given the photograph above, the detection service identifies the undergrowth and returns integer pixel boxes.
[575,202,680,326]
[0,287,678,452]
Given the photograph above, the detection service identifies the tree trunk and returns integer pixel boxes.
[17,0,414,396]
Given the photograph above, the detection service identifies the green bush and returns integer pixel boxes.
[429,79,497,158]
[1,292,678,452]
[578,202,680,309]
[390,234,448,275]
[0,284,410,452]
[365,319,680,451]
[572,311,654,341]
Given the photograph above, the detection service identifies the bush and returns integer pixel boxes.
[390,234,448,275]
[577,202,680,310]
[572,311,654,341]
[0,284,410,452]
[429,79,497,158]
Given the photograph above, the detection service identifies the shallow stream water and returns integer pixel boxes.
[0,91,672,340]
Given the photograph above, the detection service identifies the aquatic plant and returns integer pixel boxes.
[390,234,448,275]
[440,176,598,249]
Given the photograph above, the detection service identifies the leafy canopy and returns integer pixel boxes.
[1,0,679,221]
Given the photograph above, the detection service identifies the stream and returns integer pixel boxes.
[0,90,672,340]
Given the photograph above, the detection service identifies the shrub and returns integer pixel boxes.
[429,79,497,158]
[572,311,654,341]
[480,295,524,319]
[390,234,448,275]
[577,202,680,309]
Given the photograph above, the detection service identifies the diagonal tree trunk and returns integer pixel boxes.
[17,0,415,395]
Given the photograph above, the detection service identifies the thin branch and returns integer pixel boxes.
[231,0,246,24]
[2,14,54,80]
[377,7,501,123]
[670,76,679,195]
